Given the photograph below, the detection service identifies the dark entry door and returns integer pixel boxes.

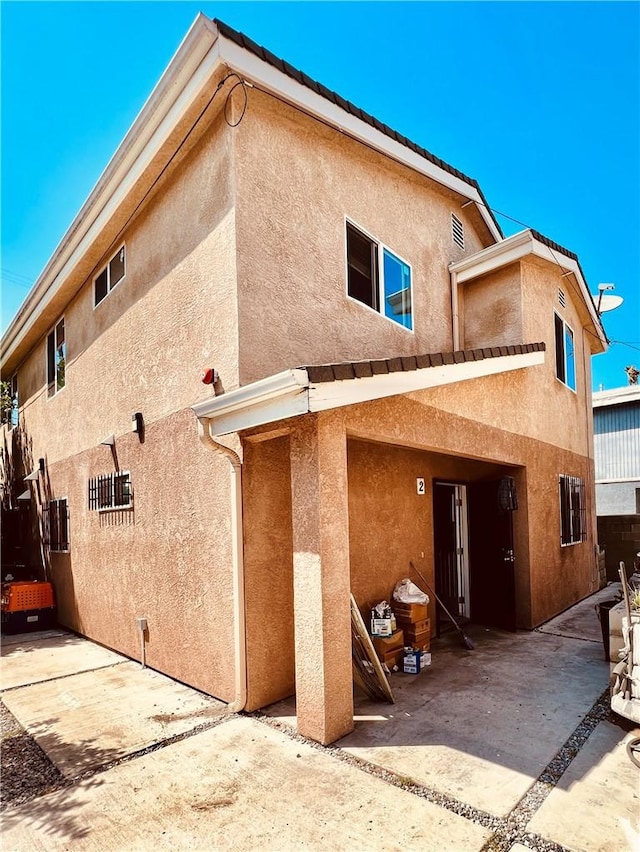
[433,484,460,630]
[468,480,517,631]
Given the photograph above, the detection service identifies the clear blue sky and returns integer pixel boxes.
[2,1,638,390]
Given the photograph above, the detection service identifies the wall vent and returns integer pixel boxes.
[451,213,464,249]
[558,288,567,308]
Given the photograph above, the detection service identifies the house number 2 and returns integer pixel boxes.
[416,477,425,495]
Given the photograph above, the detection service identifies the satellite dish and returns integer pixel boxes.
[592,294,624,314]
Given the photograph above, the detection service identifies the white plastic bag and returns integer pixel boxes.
[393,578,429,605]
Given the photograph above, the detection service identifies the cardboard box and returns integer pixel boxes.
[382,648,404,670]
[394,602,429,624]
[403,617,430,634]
[371,617,393,637]
[372,629,404,657]
[405,627,431,649]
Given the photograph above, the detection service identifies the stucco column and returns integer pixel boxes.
[289,411,354,745]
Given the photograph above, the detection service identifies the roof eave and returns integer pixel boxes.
[450,230,608,353]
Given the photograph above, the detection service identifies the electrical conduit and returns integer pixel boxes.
[197,418,247,713]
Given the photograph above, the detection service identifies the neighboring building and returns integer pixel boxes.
[0,16,607,745]
[593,385,640,579]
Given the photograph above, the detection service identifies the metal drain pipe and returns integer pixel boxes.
[197,418,247,713]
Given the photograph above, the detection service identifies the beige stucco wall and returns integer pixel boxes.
[233,90,493,385]
[461,264,524,350]
[4,111,241,703]
[15,110,239,468]
[242,434,295,711]
[45,407,236,700]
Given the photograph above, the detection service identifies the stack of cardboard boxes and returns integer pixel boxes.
[370,600,432,674]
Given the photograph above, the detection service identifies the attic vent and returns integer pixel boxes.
[451,213,464,249]
[558,288,567,309]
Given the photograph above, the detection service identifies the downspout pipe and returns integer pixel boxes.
[451,269,460,351]
[197,417,247,713]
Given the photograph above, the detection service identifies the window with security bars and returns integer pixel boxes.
[46,498,69,551]
[559,475,586,546]
[88,472,132,511]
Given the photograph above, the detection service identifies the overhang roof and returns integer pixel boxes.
[193,342,546,436]
[593,385,640,408]
[450,229,608,353]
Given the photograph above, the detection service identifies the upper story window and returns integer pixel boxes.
[2,374,18,429]
[47,318,66,398]
[346,222,413,331]
[559,475,586,546]
[94,245,126,307]
[554,312,576,391]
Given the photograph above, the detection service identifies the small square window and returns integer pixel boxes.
[94,245,126,307]
[346,222,412,331]
[89,471,133,511]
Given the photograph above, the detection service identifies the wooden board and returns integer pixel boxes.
[350,593,394,704]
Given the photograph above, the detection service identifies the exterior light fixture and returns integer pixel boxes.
[99,434,116,446]
[131,413,143,434]
[17,489,31,501]
[24,468,40,482]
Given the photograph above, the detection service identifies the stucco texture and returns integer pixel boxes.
[16,110,239,470]
[45,407,237,701]
[233,90,493,386]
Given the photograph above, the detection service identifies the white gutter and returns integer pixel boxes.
[196,420,247,713]
[449,230,607,351]
[192,349,545,437]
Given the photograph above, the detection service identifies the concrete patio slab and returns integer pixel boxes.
[2,661,226,777]
[1,716,492,851]
[267,622,610,818]
[527,720,640,852]
[1,631,126,690]
[536,584,621,645]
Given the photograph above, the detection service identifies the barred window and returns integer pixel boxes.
[88,472,132,511]
[559,475,586,546]
[47,498,69,551]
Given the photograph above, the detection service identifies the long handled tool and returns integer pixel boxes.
[409,561,474,651]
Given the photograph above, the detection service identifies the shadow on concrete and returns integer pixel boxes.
[0,631,80,658]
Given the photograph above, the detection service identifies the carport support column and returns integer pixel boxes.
[289,412,354,745]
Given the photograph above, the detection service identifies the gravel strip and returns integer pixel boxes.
[252,689,614,852]
[1,700,65,810]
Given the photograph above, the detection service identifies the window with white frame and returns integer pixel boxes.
[559,475,586,546]
[554,312,576,391]
[346,222,413,330]
[94,245,126,307]
[2,374,18,428]
[47,498,69,551]
[47,318,66,398]
[88,471,132,511]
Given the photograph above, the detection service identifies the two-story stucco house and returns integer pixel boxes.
[1,16,607,744]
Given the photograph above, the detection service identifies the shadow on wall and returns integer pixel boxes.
[1,423,47,582]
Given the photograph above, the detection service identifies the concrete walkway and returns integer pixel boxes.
[2,587,639,851]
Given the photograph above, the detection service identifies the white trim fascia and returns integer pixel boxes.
[2,14,221,368]
[218,39,502,243]
[450,230,607,350]
[593,386,640,408]
[595,477,640,484]
[193,369,310,435]
[193,351,544,436]
[308,351,545,411]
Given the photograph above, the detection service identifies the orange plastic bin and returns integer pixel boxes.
[1,581,56,634]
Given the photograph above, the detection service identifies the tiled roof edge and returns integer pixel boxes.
[214,18,503,239]
[303,342,545,383]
